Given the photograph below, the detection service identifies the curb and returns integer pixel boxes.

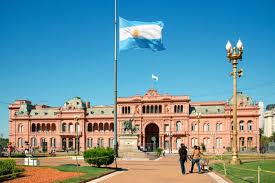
[87,170,124,183]
[207,172,228,183]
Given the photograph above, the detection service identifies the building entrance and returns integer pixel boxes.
[145,123,159,152]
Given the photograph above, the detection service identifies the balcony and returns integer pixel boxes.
[59,131,83,136]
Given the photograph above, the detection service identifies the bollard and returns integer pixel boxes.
[258,166,261,183]
[223,163,227,176]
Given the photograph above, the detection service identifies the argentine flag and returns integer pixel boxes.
[119,17,165,51]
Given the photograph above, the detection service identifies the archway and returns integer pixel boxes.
[145,123,159,152]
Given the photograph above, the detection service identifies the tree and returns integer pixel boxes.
[269,132,275,142]
[0,137,9,148]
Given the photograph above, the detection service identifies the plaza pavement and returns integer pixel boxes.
[14,155,226,183]
[93,155,221,183]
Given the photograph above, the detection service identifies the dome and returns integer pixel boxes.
[229,92,254,106]
[64,97,86,109]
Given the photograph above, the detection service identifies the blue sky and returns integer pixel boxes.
[0,0,275,137]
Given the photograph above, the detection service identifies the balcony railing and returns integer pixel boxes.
[59,131,83,136]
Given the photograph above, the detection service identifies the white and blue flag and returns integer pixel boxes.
[119,17,165,51]
[152,74,159,81]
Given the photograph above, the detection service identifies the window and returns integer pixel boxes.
[50,138,56,147]
[62,123,67,132]
[31,124,36,132]
[44,112,48,115]
[87,138,93,148]
[18,138,24,147]
[98,138,104,147]
[31,137,37,147]
[135,124,140,132]
[191,138,198,147]
[101,111,104,114]
[191,123,197,131]
[174,105,184,113]
[91,111,94,114]
[109,138,114,148]
[248,121,252,131]
[176,121,182,132]
[88,123,93,132]
[216,123,222,132]
[204,123,210,132]
[18,124,23,133]
[216,138,222,148]
[205,109,208,113]
[164,124,169,133]
[164,141,169,150]
[239,121,244,131]
[217,109,220,113]
[203,138,210,148]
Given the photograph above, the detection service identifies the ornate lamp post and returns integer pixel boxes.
[226,39,244,165]
[74,115,80,156]
[196,112,201,147]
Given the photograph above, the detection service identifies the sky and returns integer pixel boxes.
[0,0,275,137]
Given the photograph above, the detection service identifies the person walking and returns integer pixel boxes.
[178,143,188,175]
[190,145,202,173]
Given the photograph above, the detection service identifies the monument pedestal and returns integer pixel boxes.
[118,135,148,159]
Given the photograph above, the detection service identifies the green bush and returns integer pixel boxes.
[155,148,163,157]
[83,147,114,167]
[0,159,16,176]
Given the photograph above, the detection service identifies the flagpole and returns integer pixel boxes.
[114,0,118,157]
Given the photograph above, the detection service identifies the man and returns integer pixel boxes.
[190,146,202,174]
[178,143,188,175]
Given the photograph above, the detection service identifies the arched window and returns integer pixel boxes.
[18,138,23,147]
[104,123,109,131]
[46,123,51,132]
[122,106,125,114]
[180,105,183,113]
[204,123,210,132]
[159,105,162,113]
[174,105,177,113]
[98,138,104,147]
[62,123,66,132]
[68,123,74,133]
[247,120,253,131]
[51,124,56,131]
[31,123,36,132]
[99,123,103,131]
[191,138,198,147]
[31,137,37,147]
[110,123,114,132]
[176,121,182,132]
[239,121,244,131]
[191,123,197,131]
[216,123,222,132]
[150,105,154,113]
[93,123,98,131]
[142,106,145,113]
[18,124,23,133]
[146,105,149,113]
[37,123,41,132]
[88,123,93,132]
[42,123,46,131]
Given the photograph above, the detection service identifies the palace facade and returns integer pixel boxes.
[9,89,260,153]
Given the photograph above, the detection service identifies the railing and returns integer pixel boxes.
[59,131,83,136]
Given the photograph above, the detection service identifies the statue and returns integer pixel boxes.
[123,118,137,134]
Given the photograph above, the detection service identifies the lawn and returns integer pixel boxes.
[212,160,275,183]
[54,164,116,183]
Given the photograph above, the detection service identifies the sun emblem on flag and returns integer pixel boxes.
[131,29,140,38]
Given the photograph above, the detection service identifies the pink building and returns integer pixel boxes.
[8,89,260,154]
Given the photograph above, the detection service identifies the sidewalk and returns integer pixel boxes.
[94,155,220,183]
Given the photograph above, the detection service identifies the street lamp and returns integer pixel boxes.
[196,112,201,147]
[226,39,243,165]
[74,115,80,155]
